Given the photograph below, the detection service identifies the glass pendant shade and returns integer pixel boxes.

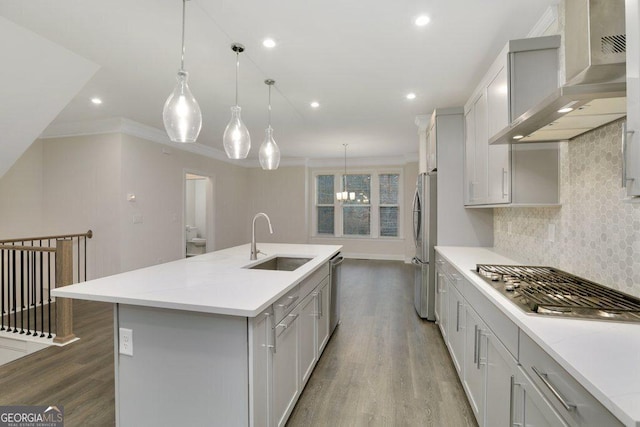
[163,71,202,143]
[223,106,251,159]
[259,126,280,170]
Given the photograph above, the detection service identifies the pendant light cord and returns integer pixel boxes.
[343,144,348,193]
[235,51,239,106]
[180,0,186,70]
[268,84,272,127]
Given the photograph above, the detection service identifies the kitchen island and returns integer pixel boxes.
[52,243,342,427]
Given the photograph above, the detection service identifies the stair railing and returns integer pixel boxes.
[0,230,92,343]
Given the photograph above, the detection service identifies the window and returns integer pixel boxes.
[313,170,401,238]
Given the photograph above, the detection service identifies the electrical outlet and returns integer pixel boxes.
[132,214,143,224]
[119,328,133,356]
[548,223,556,242]
[507,222,512,234]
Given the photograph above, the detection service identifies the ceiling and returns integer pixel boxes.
[0,0,559,164]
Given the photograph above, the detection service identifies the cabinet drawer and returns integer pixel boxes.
[298,262,329,299]
[274,286,300,323]
[464,278,518,359]
[519,331,623,427]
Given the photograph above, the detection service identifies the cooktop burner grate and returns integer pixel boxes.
[475,264,640,321]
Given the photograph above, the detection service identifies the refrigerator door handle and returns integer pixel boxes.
[412,187,421,247]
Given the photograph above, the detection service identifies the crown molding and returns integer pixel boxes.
[39,117,416,169]
[527,5,558,37]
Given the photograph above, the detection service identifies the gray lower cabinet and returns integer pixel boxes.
[513,366,568,427]
[298,292,317,387]
[316,277,330,355]
[463,306,486,422]
[447,283,465,375]
[435,270,448,341]
[249,262,331,427]
[273,310,300,427]
[485,330,518,427]
[250,308,273,427]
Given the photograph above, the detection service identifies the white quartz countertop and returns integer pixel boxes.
[52,243,342,317]
[435,246,640,427]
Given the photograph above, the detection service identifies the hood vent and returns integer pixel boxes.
[490,0,626,145]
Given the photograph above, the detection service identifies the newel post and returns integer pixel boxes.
[53,239,75,344]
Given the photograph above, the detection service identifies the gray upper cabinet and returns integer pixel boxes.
[464,35,562,207]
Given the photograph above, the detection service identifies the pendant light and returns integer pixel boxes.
[163,0,202,143]
[336,144,356,202]
[259,79,281,170]
[223,43,251,159]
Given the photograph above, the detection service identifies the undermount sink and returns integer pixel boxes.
[246,257,313,271]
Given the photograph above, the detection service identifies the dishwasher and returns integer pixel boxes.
[329,253,343,335]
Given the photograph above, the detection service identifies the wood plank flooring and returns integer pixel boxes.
[287,259,477,427]
[0,259,475,427]
[0,299,115,426]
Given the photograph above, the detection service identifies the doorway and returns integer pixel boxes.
[184,172,213,257]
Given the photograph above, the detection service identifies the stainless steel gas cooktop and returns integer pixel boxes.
[475,264,640,322]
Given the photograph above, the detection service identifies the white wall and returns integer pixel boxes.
[247,166,308,245]
[0,133,251,279]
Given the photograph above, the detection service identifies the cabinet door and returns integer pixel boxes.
[464,108,476,205]
[273,310,300,427]
[435,271,448,341]
[316,278,331,356]
[473,92,489,204]
[626,0,640,197]
[427,122,437,172]
[514,367,569,427]
[487,64,509,137]
[463,307,486,424]
[447,283,465,375]
[484,331,517,427]
[298,292,317,387]
[250,309,273,427]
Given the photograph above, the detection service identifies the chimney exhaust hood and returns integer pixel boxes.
[490,0,626,145]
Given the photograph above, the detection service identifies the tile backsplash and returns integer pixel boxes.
[494,119,640,298]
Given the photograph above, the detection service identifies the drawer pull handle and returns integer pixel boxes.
[278,295,299,310]
[473,325,479,364]
[456,301,461,332]
[532,366,576,412]
[509,375,515,427]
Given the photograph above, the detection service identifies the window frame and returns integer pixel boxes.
[311,168,403,239]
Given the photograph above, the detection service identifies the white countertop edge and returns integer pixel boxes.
[435,246,640,427]
[52,243,342,318]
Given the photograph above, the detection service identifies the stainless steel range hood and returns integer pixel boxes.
[490,0,626,145]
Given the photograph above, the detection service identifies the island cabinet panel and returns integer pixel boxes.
[298,291,317,387]
[115,304,249,427]
[316,277,331,355]
[273,309,300,427]
[250,308,273,427]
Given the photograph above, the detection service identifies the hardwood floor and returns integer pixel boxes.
[287,259,477,427]
[0,259,476,427]
[0,299,115,426]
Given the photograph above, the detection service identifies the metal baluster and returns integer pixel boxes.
[40,241,44,337]
[47,243,52,339]
[26,250,31,335]
[12,248,17,333]
[20,248,25,334]
[1,249,4,331]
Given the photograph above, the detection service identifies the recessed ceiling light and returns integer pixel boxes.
[262,38,276,48]
[513,135,524,140]
[415,15,431,27]
[558,107,573,113]
[91,97,103,105]
[406,93,417,100]
[310,101,320,108]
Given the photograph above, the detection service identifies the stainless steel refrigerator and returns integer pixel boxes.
[412,172,437,320]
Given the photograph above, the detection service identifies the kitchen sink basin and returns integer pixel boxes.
[246,257,313,271]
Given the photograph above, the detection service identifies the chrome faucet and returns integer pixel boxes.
[250,212,274,260]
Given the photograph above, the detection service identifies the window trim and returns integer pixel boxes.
[311,168,403,239]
